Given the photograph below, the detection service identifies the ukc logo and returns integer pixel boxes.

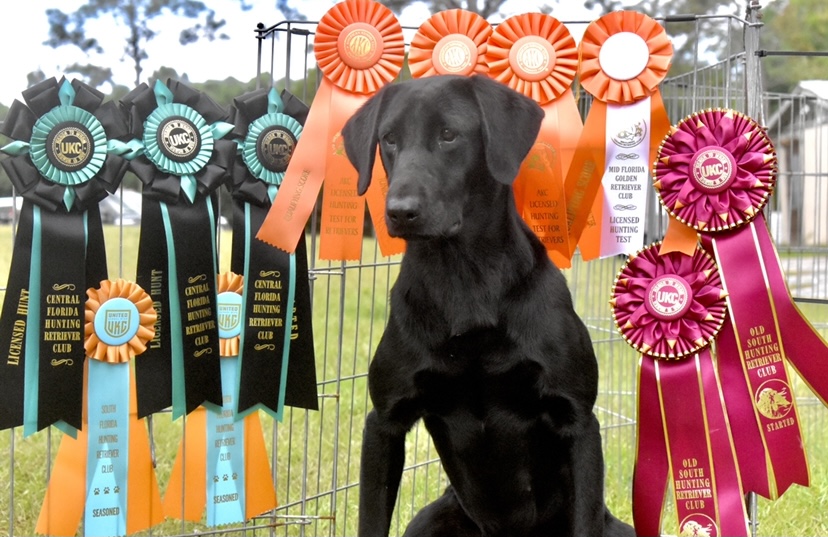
[48,123,93,171]
[216,291,243,340]
[159,117,200,161]
[218,303,241,333]
[693,148,734,193]
[646,275,691,321]
[611,120,647,149]
[258,126,296,173]
[105,310,132,340]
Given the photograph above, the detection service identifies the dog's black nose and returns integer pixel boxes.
[386,197,420,224]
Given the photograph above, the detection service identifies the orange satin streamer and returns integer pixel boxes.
[257,0,404,260]
[564,101,607,258]
[161,408,276,522]
[36,369,163,536]
[659,215,700,255]
[485,12,580,267]
[257,80,334,255]
[516,93,581,268]
[574,92,672,260]
[565,10,673,259]
[318,88,370,260]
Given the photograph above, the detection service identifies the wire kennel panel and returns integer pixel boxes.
[1,4,827,537]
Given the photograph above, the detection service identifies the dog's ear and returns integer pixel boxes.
[343,84,394,196]
[470,75,544,185]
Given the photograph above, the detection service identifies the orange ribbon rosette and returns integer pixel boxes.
[486,12,580,268]
[258,0,405,260]
[163,272,277,527]
[409,8,492,77]
[563,10,673,260]
[37,280,163,537]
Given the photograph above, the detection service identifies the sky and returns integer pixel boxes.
[0,0,600,106]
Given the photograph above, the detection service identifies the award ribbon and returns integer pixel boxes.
[564,11,672,260]
[409,8,492,78]
[122,78,235,419]
[257,0,405,260]
[611,243,749,537]
[653,108,823,499]
[228,87,318,416]
[0,77,132,435]
[36,280,163,537]
[486,12,580,268]
[162,272,277,526]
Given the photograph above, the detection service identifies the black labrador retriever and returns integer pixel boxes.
[342,74,634,537]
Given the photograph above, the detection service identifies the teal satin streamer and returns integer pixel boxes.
[22,206,42,438]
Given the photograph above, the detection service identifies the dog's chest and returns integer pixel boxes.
[413,332,545,419]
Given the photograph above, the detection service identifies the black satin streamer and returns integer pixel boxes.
[125,78,235,418]
[0,77,129,432]
[228,88,318,413]
[0,202,35,429]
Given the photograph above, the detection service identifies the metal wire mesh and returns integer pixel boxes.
[1,5,827,537]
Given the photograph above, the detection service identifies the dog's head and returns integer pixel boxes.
[342,75,543,240]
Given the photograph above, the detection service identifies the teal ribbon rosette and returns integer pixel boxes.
[225,87,318,419]
[0,77,133,436]
[120,78,235,419]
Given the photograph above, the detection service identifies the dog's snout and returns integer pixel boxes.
[386,196,421,224]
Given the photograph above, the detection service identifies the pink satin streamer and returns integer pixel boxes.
[753,214,828,406]
[706,216,810,498]
[633,357,669,537]
[657,353,749,537]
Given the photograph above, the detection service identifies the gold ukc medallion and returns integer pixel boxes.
[256,126,297,173]
[46,122,93,172]
[157,116,201,162]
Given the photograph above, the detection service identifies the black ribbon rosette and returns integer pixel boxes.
[226,87,318,418]
[0,77,132,435]
[120,78,235,419]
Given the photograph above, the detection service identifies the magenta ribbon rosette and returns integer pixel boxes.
[654,108,825,500]
[612,243,749,537]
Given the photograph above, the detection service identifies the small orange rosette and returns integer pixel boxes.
[37,280,163,537]
[258,0,405,260]
[564,10,673,260]
[486,12,580,268]
[84,279,157,363]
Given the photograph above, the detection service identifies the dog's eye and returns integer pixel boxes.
[440,128,457,142]
[382,133,396,146]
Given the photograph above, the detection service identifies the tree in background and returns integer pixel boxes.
[44,0,239,89]
[760,0,828,93]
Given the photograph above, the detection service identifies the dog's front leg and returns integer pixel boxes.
[358,409,407,537]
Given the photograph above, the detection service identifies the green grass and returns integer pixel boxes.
[1,224,828,535]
